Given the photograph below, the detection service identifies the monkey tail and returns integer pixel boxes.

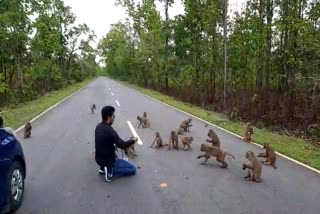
[225,152,236,159]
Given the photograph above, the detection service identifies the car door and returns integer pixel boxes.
[0,129,16,208]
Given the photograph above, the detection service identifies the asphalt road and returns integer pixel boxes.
[15,77,320,214]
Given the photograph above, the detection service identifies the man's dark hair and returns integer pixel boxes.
[101,106,115,121]
[0,115,3,127]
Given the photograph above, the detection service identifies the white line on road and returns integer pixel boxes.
[127,121,143,145]
[111,92,114,96]
[116,100,120,107]
[129,84,320,175]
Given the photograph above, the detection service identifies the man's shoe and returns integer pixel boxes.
[99,169,105,174]
[104,167,113,182]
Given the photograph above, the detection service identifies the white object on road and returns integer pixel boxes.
[116,100,120,107]
[109,88,111,91]
[127,121,143,145]
[111,92,114,96]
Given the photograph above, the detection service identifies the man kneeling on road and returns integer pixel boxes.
[95,106,138,182]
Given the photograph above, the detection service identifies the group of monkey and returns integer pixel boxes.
[135,111,277,183]
[20,104,277,183]
[92,104,277,183]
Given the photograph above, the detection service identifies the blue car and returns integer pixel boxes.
[0,129,26,213]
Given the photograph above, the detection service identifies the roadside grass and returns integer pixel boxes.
[0,78,94,130]
[118,79,320,170]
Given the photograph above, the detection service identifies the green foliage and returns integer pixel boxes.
[101,0,320,137]
[0,0,99,107]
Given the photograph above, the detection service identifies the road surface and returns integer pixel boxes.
[15,77,320,214]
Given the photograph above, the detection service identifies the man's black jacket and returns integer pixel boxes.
[95,122,135,168]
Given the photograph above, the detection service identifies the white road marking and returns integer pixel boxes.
[116,100,120,107]
[111,92,114,96]
[14,79,93,133]
[127,121,143,145]
[127,83,320,175]
[108,88,111,91]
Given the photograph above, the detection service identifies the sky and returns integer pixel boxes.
[63,0,247,46]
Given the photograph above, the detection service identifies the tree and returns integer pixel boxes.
[0,0,98,106]
[101,0,320,135]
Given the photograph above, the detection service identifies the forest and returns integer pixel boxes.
[98,0,320,140]
[0,0,98,108]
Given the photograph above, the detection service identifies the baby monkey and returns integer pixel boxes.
[242,150,262,182]
[206,129,220,148]
[24,122,32,138]
[168,131,179,150]
[180,118,192,132]
[150,132,167,149]
[91,104,96,114]
[137,112,150,128]
[257,143,277,169]
[243,122,253,142]
[181,136,193,150]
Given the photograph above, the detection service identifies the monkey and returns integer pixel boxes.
[114,137,137,159]
[176,127,184,135]
[137,116,143,128]
[242,159,253,180]
[206,129,220,148]
[168,131,179,150]
[124,145,137,158]
[91,104,96,114]
[116,145,137,159]
[125,136,138,158]
[137,113,150,128]
[143,112,147,118]
[243,122,253,142]
[242,150,262,182]
[197,143,235,168]
[180,118,192,132]
[180,136,193,150]
[23,122,32,138]
[150,132,168,149]
[257,143,277,169]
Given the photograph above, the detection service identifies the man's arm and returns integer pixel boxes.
[112,130,135,149]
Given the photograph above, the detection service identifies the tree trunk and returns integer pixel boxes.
[211,17,216,99]
[223,0,228,109]
[164,0,169,91]
[283,0,289,92]
[256,0,265,93]
[265,0,273,93]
